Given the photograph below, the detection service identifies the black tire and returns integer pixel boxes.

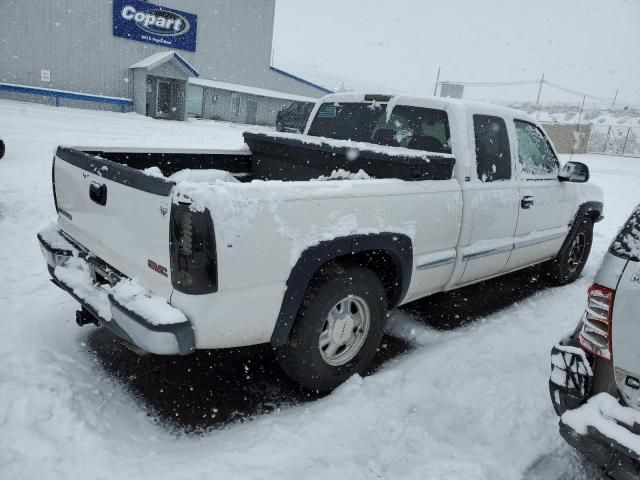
[276,264,387,393]
[275,121,283,132]
[0,140,5,159]
[543,217,593,285]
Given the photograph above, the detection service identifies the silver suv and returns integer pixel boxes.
[550,205,640,480]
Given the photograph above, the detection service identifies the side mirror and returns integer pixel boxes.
[559,161,589,183]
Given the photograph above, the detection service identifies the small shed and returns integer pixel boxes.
[130,51,199,121]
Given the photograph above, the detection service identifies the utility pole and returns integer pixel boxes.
[535,72,544,105]
[612,88,618,107]
[570,95,586,162]
[433,66,441,96]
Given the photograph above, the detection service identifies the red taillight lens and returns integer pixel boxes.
[170,204,218,295]
[578,283,615,360]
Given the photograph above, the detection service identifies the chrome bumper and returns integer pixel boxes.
[37,227,195,356]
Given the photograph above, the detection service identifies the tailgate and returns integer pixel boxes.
[53,147,175,299]
[612,259,640,410]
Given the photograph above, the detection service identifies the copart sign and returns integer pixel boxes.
[112,0,197,52]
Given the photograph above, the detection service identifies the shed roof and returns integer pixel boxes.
[130,51,199,77]
[189,77,315,103]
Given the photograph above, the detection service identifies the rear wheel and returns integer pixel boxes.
[543,217,593,285]
[276,264,387,393]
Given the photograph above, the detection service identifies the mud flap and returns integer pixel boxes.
[549,344,593,416]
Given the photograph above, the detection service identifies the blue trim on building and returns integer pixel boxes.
[173,52,199,77]
[0,82,133,111]
[269,67,333,94]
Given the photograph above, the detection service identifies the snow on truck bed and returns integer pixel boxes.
[2,100,640,480]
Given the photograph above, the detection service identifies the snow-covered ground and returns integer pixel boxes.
[1,100,639,480]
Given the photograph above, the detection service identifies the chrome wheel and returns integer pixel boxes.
[567,232,586,272]
[318,295,370,366]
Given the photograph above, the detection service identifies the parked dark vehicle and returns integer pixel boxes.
[550,204,640,480]
[275,101,314,133]
[0,138,5,159]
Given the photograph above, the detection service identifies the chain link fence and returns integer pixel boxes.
[587,125,640,157]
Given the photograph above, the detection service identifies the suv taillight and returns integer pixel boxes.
[578,283,615,360]
[170,203,217,294]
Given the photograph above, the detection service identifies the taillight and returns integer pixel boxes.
[578,283,615,359]
[170,203,217,294]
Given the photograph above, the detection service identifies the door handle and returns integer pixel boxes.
[89,182,107,206]
[521,195,534,209]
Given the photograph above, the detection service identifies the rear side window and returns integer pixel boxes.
[610,205,640,261]
[473,115,511,182]
[307,102,451,154]
[514,120,558,177]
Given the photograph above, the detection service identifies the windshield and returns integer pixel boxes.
[307,102,451,154]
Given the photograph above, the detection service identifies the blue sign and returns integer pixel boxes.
[113,0,197,52]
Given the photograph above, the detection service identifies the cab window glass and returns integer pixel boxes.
[307,102,451,154]
[473,115,511,182]
[515,120,558,176]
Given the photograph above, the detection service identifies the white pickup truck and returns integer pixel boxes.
[38,93,603,392]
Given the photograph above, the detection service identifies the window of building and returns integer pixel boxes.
[473,114,511,182]
[514,120,559,177]
[231,94,241,117]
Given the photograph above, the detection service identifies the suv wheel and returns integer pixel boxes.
[544,217,593,285]
[276,264,387,393]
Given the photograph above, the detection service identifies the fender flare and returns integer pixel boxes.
[559,201,603,253]
[573,201,604,225]
[270,232,413,347]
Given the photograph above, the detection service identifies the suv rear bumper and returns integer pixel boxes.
[550,341,640,478]
[37,226,195,356]
[560,419,640,480]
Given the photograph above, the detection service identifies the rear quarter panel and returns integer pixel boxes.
[171,178,462,348]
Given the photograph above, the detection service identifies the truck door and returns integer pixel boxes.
[458,114,519,284]
[505,120,574,270]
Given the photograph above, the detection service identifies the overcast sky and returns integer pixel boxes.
[273,0,640,105]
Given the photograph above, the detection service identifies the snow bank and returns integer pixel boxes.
[562,393,640,455]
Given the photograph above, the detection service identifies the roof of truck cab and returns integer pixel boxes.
[317,92,536,123]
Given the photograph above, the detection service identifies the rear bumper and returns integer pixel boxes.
[37,226,195,355]
[560,419,640,480]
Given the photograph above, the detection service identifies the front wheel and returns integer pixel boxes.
[543,217,593,285]
[276,264,387,393]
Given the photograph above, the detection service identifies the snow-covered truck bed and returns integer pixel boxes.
[38,92,603,392]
